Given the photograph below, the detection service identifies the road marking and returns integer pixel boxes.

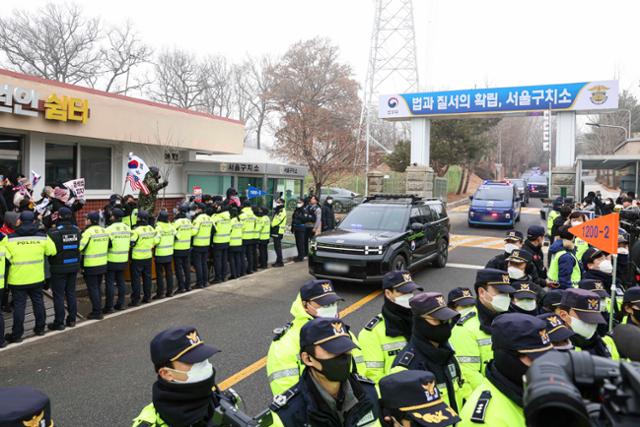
[446,262,485,270]
[450,234,504,250]
[217,288,384,390]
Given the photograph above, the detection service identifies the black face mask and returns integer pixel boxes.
[313,353,351,382]
[414,316,452,344]
[494,349,528,387]
[631,308,640,325]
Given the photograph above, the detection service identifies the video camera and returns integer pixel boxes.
[212,388,273,427]
[524,350,640,427]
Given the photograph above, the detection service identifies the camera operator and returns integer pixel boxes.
[458,313,553,426]
[132,326,263,427]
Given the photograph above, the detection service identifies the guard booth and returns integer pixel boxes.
[574,154,640,202]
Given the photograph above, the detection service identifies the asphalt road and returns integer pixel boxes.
[0,199,546,426]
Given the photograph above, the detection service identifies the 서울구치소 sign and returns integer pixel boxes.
[379,80,618,120]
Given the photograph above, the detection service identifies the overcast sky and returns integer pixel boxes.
[3,0,639,97]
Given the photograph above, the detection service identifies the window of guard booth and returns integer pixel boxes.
[237,176,265,206]
[80,145,111,190]
[0,134,22,181]
[45,143,76,185]
[187,175,233,197]
[271,178,302,211]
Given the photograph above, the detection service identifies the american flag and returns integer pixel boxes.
[126,173,150,195]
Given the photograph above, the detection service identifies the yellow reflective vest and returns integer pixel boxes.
[131,225,156,261]
[123,208,138,228]
[212,211,231,244]
[80,225,109,268]
[172,217,192,251]
[191,213,213,248]
[239,207,257,241]
[5,233,57,286]
[257,215,271,241]
[154,221,176,258]
[357,314,407,383]
[106,222,131,264]
[0,236,7,289]
[271,210,287,236]
[449,309,493,391]
[458,375,524,427]
[229,217,243,247]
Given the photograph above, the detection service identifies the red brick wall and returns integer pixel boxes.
[75,197,184,228]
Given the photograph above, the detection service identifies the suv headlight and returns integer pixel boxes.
[310,240,318,251]
[364,245,384,255]
[505,212,511,219]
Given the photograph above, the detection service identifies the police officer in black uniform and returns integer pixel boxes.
[523,225,547,281]
[392,292,467,413]
[46,207,81,330]
[0,386,54,426]
[485,231,523,271]
[379,370,461,427]
[270,317,381,427]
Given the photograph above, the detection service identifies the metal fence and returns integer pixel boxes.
[433,177,448,201]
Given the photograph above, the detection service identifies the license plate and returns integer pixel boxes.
[325,262,349,273]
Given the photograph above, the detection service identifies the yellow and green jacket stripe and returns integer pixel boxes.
[257,215,271,241]
[80,225,109,267]
[154,221,176,257]
[229,217,243,247]
[271,210,287,236]
[239,207,258,240]
[130,225,156,260]
[123,208,138,228]
[5,234,57,285]
[191,213,213,248]
[106,222,131,264]
[212,211,232,244]
[172,217,192,251]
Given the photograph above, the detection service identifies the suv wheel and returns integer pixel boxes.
[391,254,407,271]
[433,238,448,268]
[333,201,344,213]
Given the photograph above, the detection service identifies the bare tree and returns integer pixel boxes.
[0,3,101,84]
[100,21,153,94]
[236,55,274,149]
[201,55,234,117]
[267,38,362,196]
[150,48,209,109]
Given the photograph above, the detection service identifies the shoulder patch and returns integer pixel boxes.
[397,351,414,368]
[457,310,477,326]
[364,315,382,331]
[354,373,375,385]
[269,387,298,411]
[470,390,492,423]
[272,322,293,341]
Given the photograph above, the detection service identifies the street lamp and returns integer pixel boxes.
[586,122,629,140]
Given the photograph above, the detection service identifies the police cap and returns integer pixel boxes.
[506,248,533,264]
[137,210,150,220]
[112,208,125,218]
[409,292,460,321]
[19,210,34,223]
[0,386,53,427]
[300,317,358,355]
[300,279,344,306]
[58,206,72,218]
[150,326,220,368]
[527,225,545,239]
[87,211,100,223]
[581,247,605,266]
[382,270,420,293]
[537,313,575,343]
[558,225,574,241]
[491,313,553,358]
[541,289,564,311]
[511,280,537,300]
[560,288,606,324]
[474,268,516,294]
[379,370,461,427]
[157,210,169,223]
[447,287,475,307]
[504,230,523,242]
[623,286,640,304]
[578,279,607,298]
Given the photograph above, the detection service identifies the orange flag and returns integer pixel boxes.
[568,213,619,255]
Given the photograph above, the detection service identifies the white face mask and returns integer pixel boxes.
[514,299,537,312]
[490,293,511,313]
[297,203,304,208]
[394,293,412,309]
[504,243,518,254]
[457,306,475,318]
[597,259,613,274]
[569,316,597,339]
[316,303,339,318]
[327,199,333,205]
[170,359,214,384]
[600,298,609,312]
[570,221,583,227]
[618,247,629,255]
[508,266,525,280]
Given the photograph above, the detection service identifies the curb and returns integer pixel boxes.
[446,198,470,209]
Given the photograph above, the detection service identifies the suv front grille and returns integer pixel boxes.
[316,243,384,255]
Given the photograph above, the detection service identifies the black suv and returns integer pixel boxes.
[308,194,450,283]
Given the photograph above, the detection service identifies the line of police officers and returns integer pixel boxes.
[0,196,289,347]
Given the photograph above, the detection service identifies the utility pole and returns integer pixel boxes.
[361,0,420,195]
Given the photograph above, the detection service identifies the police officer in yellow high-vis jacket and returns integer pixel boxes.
[211,199,231,283]
[80,211,110,320]
[191,203,213,288]
[0,231,6,347]
[228,206,244,279]
[105,208,131,311]
[172,204,192,293]
[130,210,156,306]
[358,270,418,383]
[154,210,176,299]
[459,313,553,427]
[256,207,271,269]
[4,211,57,343]
[271,199,287,267]
[239,200,257,274]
